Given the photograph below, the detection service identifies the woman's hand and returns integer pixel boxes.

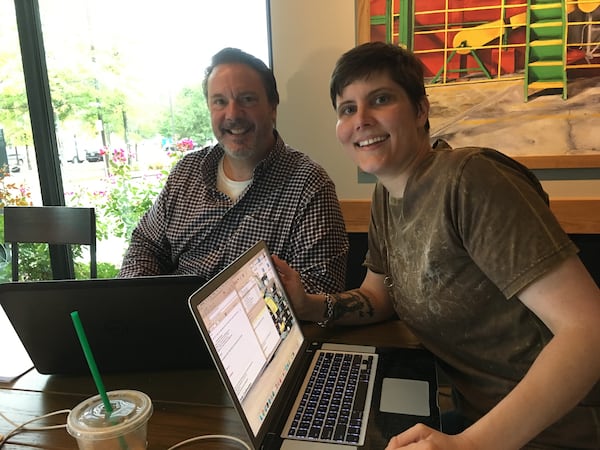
[271,254,313,320]
[385,424,475,450]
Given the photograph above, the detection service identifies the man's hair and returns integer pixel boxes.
[202,47,279,106]
[330,42,430,131]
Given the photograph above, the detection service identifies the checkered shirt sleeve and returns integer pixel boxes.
[119,133,349,294]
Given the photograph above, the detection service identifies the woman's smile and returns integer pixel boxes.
[356,134,389,148]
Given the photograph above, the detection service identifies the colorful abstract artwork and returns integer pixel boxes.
[357,0,600,165]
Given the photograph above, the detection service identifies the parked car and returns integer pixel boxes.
[7,152,23,172]
[85,148,103,162]
[61,146,85,163]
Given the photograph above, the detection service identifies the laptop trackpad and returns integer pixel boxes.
[281,440,357,450]
[379,378,430,416]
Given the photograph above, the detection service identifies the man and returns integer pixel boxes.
[274,42,600,449]
[119,47,348,294]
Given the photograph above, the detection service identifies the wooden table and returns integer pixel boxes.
[0,321,435,449]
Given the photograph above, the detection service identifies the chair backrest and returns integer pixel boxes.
[3,206,97,281]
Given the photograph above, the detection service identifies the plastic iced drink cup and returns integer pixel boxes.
[67,390,153,450]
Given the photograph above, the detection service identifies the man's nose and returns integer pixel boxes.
[225,100,243,118]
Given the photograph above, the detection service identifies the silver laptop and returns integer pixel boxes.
[188,240,440,449]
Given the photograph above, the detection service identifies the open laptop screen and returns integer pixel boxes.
[190,241,304,437]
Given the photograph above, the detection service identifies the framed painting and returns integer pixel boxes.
[356,0,600,169]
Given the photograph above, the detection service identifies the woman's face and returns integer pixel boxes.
[334,71,429,181]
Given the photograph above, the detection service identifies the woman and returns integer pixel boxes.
[273,42,600,449]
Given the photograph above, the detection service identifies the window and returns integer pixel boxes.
[1,0,271,280]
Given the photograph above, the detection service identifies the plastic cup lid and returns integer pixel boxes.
[67,390,153,440]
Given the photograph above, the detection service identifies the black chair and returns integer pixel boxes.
[3,206,97,281]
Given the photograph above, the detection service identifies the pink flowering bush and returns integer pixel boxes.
[71,138,195,240]
[0,166,32,207]
[65,138,196,276]
[89,146,165,242]
[176,138,194,152]
[0,167,43,281]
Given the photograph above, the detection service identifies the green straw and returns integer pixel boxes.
[70,311,129,450]
[70,311,113,415]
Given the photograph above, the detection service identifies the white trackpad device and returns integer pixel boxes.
[379,378,430,416]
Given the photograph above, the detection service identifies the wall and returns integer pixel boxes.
[269,0,373,199]
[269,0,600,200]
[269,1,599,289]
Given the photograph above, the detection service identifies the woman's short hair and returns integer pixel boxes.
[330,42,429,131]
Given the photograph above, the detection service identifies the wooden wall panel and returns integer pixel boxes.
[340,198,600,234]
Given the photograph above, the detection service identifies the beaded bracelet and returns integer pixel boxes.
[317,293,334,328]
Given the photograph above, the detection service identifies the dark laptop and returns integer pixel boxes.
[0,275,212,375]
[188,240,440,449]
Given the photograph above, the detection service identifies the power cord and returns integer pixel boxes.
[1,410,250,449]
[0,409,71,447]
[167,434,251,449]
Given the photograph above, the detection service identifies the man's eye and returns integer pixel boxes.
[240,96,257,106]
[212,98,226,108]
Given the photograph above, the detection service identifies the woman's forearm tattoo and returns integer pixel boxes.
[331,290,374,322]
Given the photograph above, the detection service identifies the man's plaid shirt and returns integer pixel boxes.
[119,132,349,294]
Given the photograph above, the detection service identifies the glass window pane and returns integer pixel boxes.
[36,0,270,277]
[0,0,44,282]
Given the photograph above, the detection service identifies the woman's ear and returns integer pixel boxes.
[416,96,430,128]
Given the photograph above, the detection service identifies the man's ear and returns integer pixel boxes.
[271,105,277,127]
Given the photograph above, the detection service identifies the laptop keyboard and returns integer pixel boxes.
[285,351,376,445]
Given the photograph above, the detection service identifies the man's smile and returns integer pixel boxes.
[222,122,253,136]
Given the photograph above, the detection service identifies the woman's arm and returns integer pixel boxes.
[386,255,600,450]
[273,255,396,325]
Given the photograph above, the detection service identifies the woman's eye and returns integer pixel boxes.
[339,105,356,116]
[374,95,389,105]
